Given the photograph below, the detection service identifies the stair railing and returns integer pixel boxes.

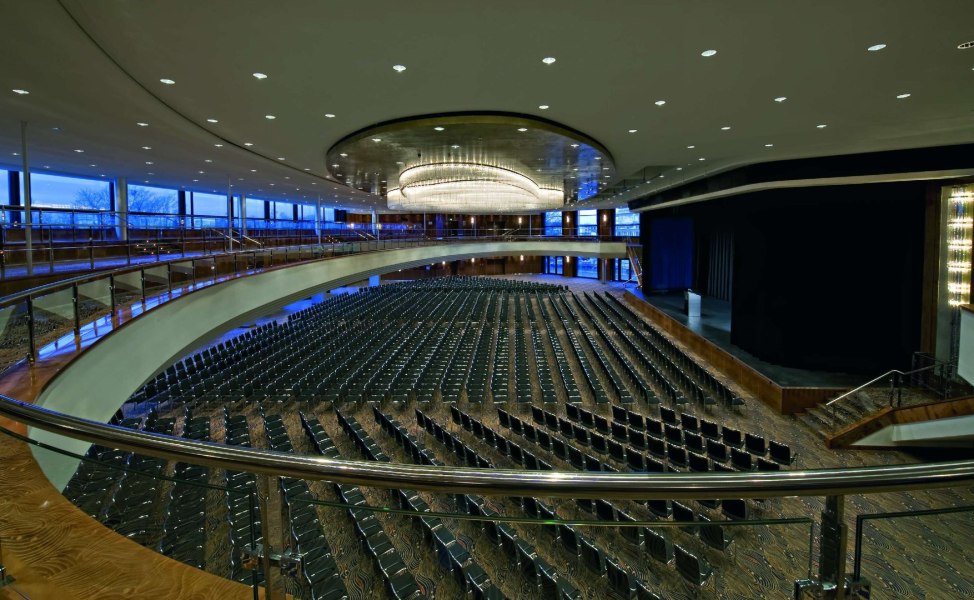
[825,365,939,431]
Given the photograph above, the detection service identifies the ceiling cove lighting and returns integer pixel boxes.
[252,72,268,79]
[387,163,562,213]
[701,49,717,57]
[159,78,175,85]
[867,43,887,51]
[393,64,407,72]
[12,89,29,95]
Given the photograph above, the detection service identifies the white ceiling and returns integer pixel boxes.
[0,0,972,213]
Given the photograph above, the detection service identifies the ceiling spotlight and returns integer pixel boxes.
[193,179,199,182]
[11,89,29,95]
[244,142,253,146]
[720,126,731,130]
[207,118,219,123]
[265,114,276,119]
[699,157,706,161]
[73,149,84,153]
[542,56,557,64]
[277,157,285,160]
[628,129,638,133]
[393,64,407,72]
[214,143,223,147]
[159,78,175,85]
[434,126,445,131]
[136,122,149,127]
[817,124,828,128]
[570,143,579,148]
[774,96,787,103]
[145,161,153,165]
[141,146,151,150]
[371,138,382,142]
[687,145,695,149]
[654,100,666,106]
[517,127,528,132]
[250,169,257,172]
[701,49,717,57]
[538,104,549,110]
[765,143,774,147]
[252,72,268,79]
[340,153,348,157]
[867,43,887,52]
[896,93,911,99]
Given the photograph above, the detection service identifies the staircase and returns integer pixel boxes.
[626,242,643,287]
[797,390,891,439]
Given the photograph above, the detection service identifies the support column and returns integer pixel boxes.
[115,177,128,242]
[239,193,247,237]
[818,495,848,599]
[20,122,33,275]
[225,176,233,251]
[371,208,378,240]
[315,196,322,245]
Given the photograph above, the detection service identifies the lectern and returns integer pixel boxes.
[684,290,701,318]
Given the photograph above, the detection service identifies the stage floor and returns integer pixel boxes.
[631,290,864,388]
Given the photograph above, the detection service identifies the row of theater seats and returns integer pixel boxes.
[125,277,737,420]
[417,407,690,597]
[445,403,725,588]
[223,409,264,585]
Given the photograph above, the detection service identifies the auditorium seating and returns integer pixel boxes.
[61,276,785,597]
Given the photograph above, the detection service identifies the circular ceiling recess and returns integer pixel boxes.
[326,112,615,214]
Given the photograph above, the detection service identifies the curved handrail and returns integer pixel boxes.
[4,394,974,500]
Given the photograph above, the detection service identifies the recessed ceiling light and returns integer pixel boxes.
[654,100,666,106]
[816,124,828,128]
[250,169,257,172]
[74,149,84,153]
[145,161,153,165]
[434,126,445,131]
[396,161,404,165]
[10,152,17,156]
[451,144,460,149]
[570,143,579,148]
[720,126,731,131]
[340,153,348,157]
[764,143,774,147]
[89,164,95,167]
[244,142,253,146]
[517,127,528,132]
[958,41,974,50]
[393,64,407,72]
[198,170,205,174]
[207,118,218,123]
[676,167,683,171]
[542,56,556,64]
[214,143,223,147]
[538,104,549,110]
[142,146,151,150]
[324,113,336,118]
[43,165,50,169]
[304,168,310,171]
[896,93,911,99]
[628,129,638,133]
[193,179,199,182]
[687,145,695,149]
[371,138,382,142]
[867,43,887,52]
[699,157,706,161]
[332,163,339,167]
[253,72,268,79]
[774,96,787,103]
[701,49,717,57]
[265,114,276,119]
[277,157,285,160]
[204,159,212,163]
[12,89,29,95]
[602,167,609,171]
[159,78,175,85]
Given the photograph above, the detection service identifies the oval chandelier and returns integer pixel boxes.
[386,162,563,213]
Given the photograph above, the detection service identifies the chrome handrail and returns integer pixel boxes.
[3,394,974,499]
[824,365,938,408]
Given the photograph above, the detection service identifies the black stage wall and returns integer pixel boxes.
[640,181,927,373]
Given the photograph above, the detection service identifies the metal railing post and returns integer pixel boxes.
[140,269,147,304]
[26,297,36,363]
[108,274,116,317]
[72,283,80,335]
[88,236,94,270]
[0,535,13,588]
[167,263,173,294]
[258,475,276,600]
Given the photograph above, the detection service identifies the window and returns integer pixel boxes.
[615,206,640,237]
[245,198,266,228]
[545,256,563,274]
[322,208,335,223]
[191,192,228,228]
[616,259,633,281]
[577,209,597,237]
[28,172,111,226]
[544,211,562,236]
[0,170,8,205]
[271,201,295,227]
[577,256,598,278]
[127,184,179,228]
